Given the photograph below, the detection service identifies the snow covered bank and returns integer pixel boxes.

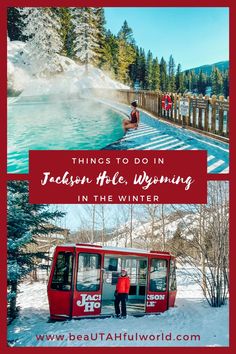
[8,40,129,97]
[8,269,229,347]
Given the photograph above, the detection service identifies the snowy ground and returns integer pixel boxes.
[8,268,229,347]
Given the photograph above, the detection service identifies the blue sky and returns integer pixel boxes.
[104,7,229,70]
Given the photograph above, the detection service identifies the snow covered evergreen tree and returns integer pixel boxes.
[70,7,99,71]
[19,7,63,76]
[53,7,73,57]
[94,8,107,69]
[7,181,65,323]
[8,7,26,41]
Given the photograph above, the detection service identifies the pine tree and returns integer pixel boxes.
[116,21,136,84]
[70,7,99,71]
[151,57,160,91]
[197,70,207,95]
[145,50,153,90]
[211,67,224,96]
[93,8,107,69]
[160,57,168,92]
[129,45,140,88]
[223,70,229,98]
[185,70,193,92]
[7,181,65,322]
[19,7,63,76]
[168,55,176,92]
[8,7,26,41]
[175,63,185,93]
[137,48,146,89]
[103,30,119,76]
[191,70,198,93]
[54,8,73,57]
[181,72,188,93]
[118,20,135,44]
[117,39,135,83]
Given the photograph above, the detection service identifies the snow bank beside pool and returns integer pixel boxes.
[7,41,32,94]
[8,40,129,96]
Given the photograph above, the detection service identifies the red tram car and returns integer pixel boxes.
[47,244,177,320]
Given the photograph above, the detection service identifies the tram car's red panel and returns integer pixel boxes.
[47,244,177,320]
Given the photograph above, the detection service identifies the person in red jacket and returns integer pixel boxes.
[114,269,130,318]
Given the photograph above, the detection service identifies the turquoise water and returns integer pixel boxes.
[8,96,124,173]
[8,96,229,174]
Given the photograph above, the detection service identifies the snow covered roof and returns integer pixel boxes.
[58,243,173,256]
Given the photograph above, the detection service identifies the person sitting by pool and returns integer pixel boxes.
[122,101,140,132]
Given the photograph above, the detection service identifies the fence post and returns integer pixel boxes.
[158,92,162,117]
[173,94,177,122]
[210,95,217,134]
[178,93,182,125]
[170,93,174,120]
[226,96,229,138]
[198,94,203,130]
[192,94,197,128]
[154,92,158,115]
[204,95,210,132]
[218,95,225,136]
[186,94,191,126]
[139,92,142,108]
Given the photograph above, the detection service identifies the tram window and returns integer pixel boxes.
[149,259,167,292]
[122,258,137,283]
[111,272,119,285]
[51,252,73,291]
[169,260,177,291]
[129,285,137,295]
[139,286,146,295]
[139,259,147,284]
[104,257,118,271]
[77,253,101,292]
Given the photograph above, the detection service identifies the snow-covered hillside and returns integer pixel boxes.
[7,268,229,347]
[104,212,198,248]
[8,40,129,96]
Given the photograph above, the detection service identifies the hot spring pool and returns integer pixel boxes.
[8,95,229,174]
[8,96,125,173]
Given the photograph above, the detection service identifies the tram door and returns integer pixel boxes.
[72,252,103,317]
[101,255,148,314]
[122,258,147,302]
[48,249,75,319]
[145,258,169,313]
